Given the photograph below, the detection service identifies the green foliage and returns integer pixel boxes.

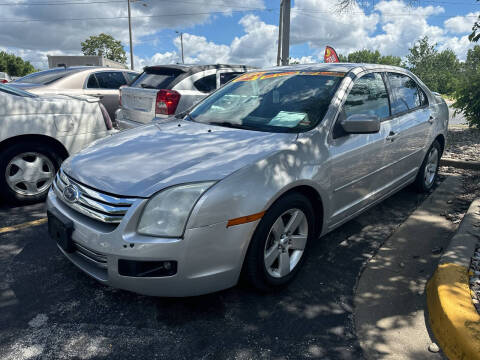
[470,1,480,42]
[81,33,127,64]
[406,36,460,95]
[453,45,480,128]
[0,52,36,77]
[341,49,402,66]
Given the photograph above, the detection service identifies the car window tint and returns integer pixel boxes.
[219,72,244,86]
[194,74,217,93]
[87,74,99,88]
[387,73,422,114]
[344,72,390,120]
[132,68,184,89]
[95,71,127,89]
[13,68,85,85]
[124,72,138,84]
[418,87,428,106]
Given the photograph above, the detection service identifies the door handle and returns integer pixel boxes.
[94,94,104,99]
[386,131,398,142]
[428,116,435,124]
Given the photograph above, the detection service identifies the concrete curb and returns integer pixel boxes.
[426,199,480,360]
[440,158,480,170]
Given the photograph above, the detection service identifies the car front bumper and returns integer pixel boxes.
[46,189,257,297]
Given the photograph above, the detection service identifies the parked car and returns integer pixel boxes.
[0,83,115,204]
[46,64,448,297]
[10,67,139,121]
[0,72,11,83]
[115,64,254,129]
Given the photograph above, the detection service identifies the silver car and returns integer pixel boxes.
[116,64,254,129]
[46,63,448,296]
[11,67,139,121]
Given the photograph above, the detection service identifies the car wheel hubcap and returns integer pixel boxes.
[264,208,308,278]
[424,147,439,187]
[5,152,55,196]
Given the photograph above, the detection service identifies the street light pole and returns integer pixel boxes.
[176,31,184,64]
[127,0,134,70]
[277,0,291,66]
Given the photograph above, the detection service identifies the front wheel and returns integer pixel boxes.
[0,142,62,204]
[414,140,441,193]
[243,193,315,292]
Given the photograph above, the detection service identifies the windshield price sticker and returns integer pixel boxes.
[268,111,309,128]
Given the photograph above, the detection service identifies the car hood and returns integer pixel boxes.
[62,120,297,197]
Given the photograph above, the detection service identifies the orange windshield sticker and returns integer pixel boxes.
[260,71,299,80]
[233,71,345,82]
[233,72,267,82]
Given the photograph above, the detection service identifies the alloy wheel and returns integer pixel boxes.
[424,147,439,187]
[263,208,309,278]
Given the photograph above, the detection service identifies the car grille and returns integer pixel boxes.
[74,242,108,269]
[52,169,138,224]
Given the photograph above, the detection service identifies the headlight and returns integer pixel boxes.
[137,182,215,237]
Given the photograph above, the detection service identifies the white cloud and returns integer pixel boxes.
[444,12,479,34]
[137,14,278,68]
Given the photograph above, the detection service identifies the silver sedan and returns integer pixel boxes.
[46,63,448,296]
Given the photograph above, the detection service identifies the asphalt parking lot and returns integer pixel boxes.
[0,183,438,360]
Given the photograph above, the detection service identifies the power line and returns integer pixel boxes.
[0,8,276,23]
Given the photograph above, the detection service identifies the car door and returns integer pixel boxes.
[173,70,217,113]
[381,72,432,188]
[327,71,393,227]
[84,71,127,119]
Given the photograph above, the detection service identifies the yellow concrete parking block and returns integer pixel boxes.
[427,263,480,360]
[0,217,47,234]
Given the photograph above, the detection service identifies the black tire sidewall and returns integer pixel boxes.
[244,192,316,291]
[415,140,441,193]
[0,142,62,204]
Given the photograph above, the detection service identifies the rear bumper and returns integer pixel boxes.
[46,189,256,297]
[115,109,142,130]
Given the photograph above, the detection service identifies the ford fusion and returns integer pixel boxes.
[47,64,448,296]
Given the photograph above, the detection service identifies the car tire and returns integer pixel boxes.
[243,192,316,292]
[0,141,62,205]
[414,140,441,193]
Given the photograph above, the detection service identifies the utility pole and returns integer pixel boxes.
[177,32,184,64]
[127,0,134,70]
[276,0,291,66]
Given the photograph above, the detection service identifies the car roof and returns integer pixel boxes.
[145,64,256,75]
[259,62,407,74]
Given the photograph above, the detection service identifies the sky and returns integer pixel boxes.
[0,0,479,70]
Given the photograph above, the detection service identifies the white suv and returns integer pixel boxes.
[116,64,254,129]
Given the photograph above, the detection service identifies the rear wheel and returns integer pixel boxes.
[0,142,62,204]
[414,140,441,193]
[243,193,315,292]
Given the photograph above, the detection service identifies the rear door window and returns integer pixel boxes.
[219,72,244,86]
[131,67,183,89]
[387,73,425,115]
[194,74,217,93]
[124,72,138,85]
[94,71,127,89]
[343,72,390,120]
[86,74,99,88]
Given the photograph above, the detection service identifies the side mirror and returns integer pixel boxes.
[341,114,380,134]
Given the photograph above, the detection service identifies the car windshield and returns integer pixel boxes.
[188,70,345,133]
[0,83,37,97]
[13,68,85,85]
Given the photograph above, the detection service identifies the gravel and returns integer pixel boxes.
[444,127,480,162]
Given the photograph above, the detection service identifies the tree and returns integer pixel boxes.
[81,33,127,64]
[405,37,460,95]
[0,52,36,77]
[339,49,402,66]
[470,1,480,42]
[453,45,480,128]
